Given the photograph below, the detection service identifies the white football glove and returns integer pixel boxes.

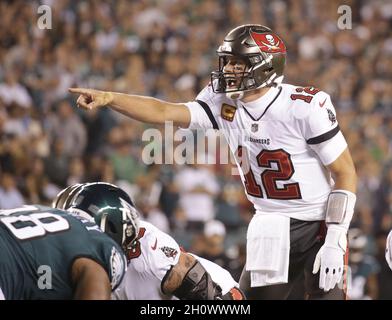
[386,230,392,270]
[312,226,347,292]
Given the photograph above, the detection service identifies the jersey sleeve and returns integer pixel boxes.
[146,228,181,281]
[300,91,347,165]
[134,223,180,282]
[184,84,220,130]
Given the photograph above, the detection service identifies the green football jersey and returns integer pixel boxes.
[0,205,126,300]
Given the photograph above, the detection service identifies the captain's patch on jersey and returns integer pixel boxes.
[110,246,126,289]
[160,246,178,259]
[221,104,237,121]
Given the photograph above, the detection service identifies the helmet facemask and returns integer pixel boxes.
[211,53,280,100]
[211,55,252,100]
[118,197,140,252]
[97,203,140,255]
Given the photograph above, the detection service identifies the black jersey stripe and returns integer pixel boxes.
[196,99,219,129]
[306,125,340,145]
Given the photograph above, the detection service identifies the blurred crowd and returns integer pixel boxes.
[0,0,391,298]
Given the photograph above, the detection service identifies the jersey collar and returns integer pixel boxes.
[240,86,282,121]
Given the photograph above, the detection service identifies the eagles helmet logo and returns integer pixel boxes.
[110,246,126,290]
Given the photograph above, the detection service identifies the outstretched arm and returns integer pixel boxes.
[68,88,191,127]
[71,257,112,300]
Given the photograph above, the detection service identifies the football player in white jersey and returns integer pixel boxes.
[69,24,357,299]
[54,182,245,300]
[112,220,242,300]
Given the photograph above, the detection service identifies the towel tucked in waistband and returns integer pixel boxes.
[246,213,290,287]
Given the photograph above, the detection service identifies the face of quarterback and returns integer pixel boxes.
[222,56,248,90]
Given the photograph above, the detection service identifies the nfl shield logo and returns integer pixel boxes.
[251,123,259,133]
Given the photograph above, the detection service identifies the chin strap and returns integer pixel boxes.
[225,75,284,100]
[226,91,244,100]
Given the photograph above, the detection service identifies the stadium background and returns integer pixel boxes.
[0,0,391,299]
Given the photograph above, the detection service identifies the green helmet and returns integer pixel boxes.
[53,182,140,256]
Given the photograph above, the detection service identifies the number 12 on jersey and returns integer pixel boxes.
[236,146,302,200]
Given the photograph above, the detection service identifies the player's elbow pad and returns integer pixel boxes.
[172,260,223,300]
